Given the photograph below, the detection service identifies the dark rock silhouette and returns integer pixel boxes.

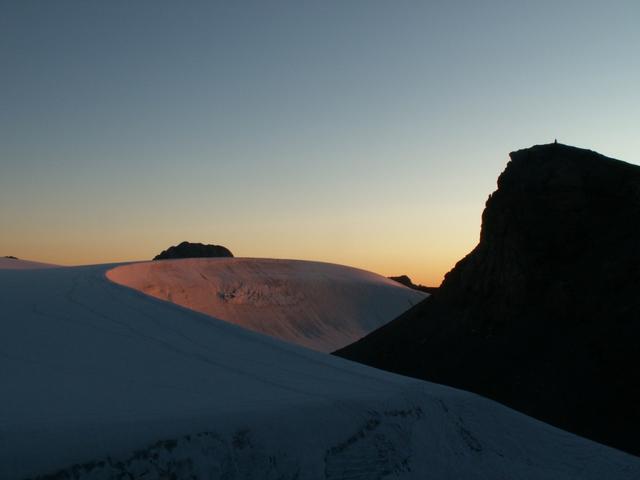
[4,256,18,260]
[388,275,438,294]
[153,241,233,260]
[336,143,640,455]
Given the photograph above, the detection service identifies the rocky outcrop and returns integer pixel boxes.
[336,143,640,455]
[153,241,233,260]
[388,275,438,294]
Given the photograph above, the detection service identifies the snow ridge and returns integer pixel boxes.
[106,258,427,351]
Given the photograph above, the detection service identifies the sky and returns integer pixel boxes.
[1,1,639,285]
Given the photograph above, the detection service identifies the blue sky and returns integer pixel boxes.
[2,1,639,283]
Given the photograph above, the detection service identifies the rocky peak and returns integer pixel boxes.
[337,144,640,455]
[388,275,438,294]
[439,144,640,307]
[153,241,234,260]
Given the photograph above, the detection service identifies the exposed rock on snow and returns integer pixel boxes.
[154,241,234,260]
[337,143,640,455]
[388,275,438,294]
[1,264,638,479]
[107,258,427,352]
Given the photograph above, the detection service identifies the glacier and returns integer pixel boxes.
[0,261,638,479]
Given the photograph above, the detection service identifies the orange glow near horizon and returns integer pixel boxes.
[1,156,487,287]
[0,249,464,287]
[0,219,479,286]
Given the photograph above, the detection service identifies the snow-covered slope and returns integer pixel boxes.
[0,257,58,269]
[107,258,426,352]
[1,264,638,479]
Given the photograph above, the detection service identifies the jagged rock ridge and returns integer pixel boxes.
[153,241,233,260]
[336,143,640,455]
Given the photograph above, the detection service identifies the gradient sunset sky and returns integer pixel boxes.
[2,1,639,285]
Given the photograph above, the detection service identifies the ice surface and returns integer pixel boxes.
[107,258,427,351]
[0,263,638,479]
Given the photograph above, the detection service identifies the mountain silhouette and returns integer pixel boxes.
[336,143,640,455]
[153,241,233,260]
[388,275,438,294]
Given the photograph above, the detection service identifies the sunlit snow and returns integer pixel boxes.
[107,258,426,352]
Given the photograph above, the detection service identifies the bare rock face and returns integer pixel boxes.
[153,241,233,260]
[336,143,640,455]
